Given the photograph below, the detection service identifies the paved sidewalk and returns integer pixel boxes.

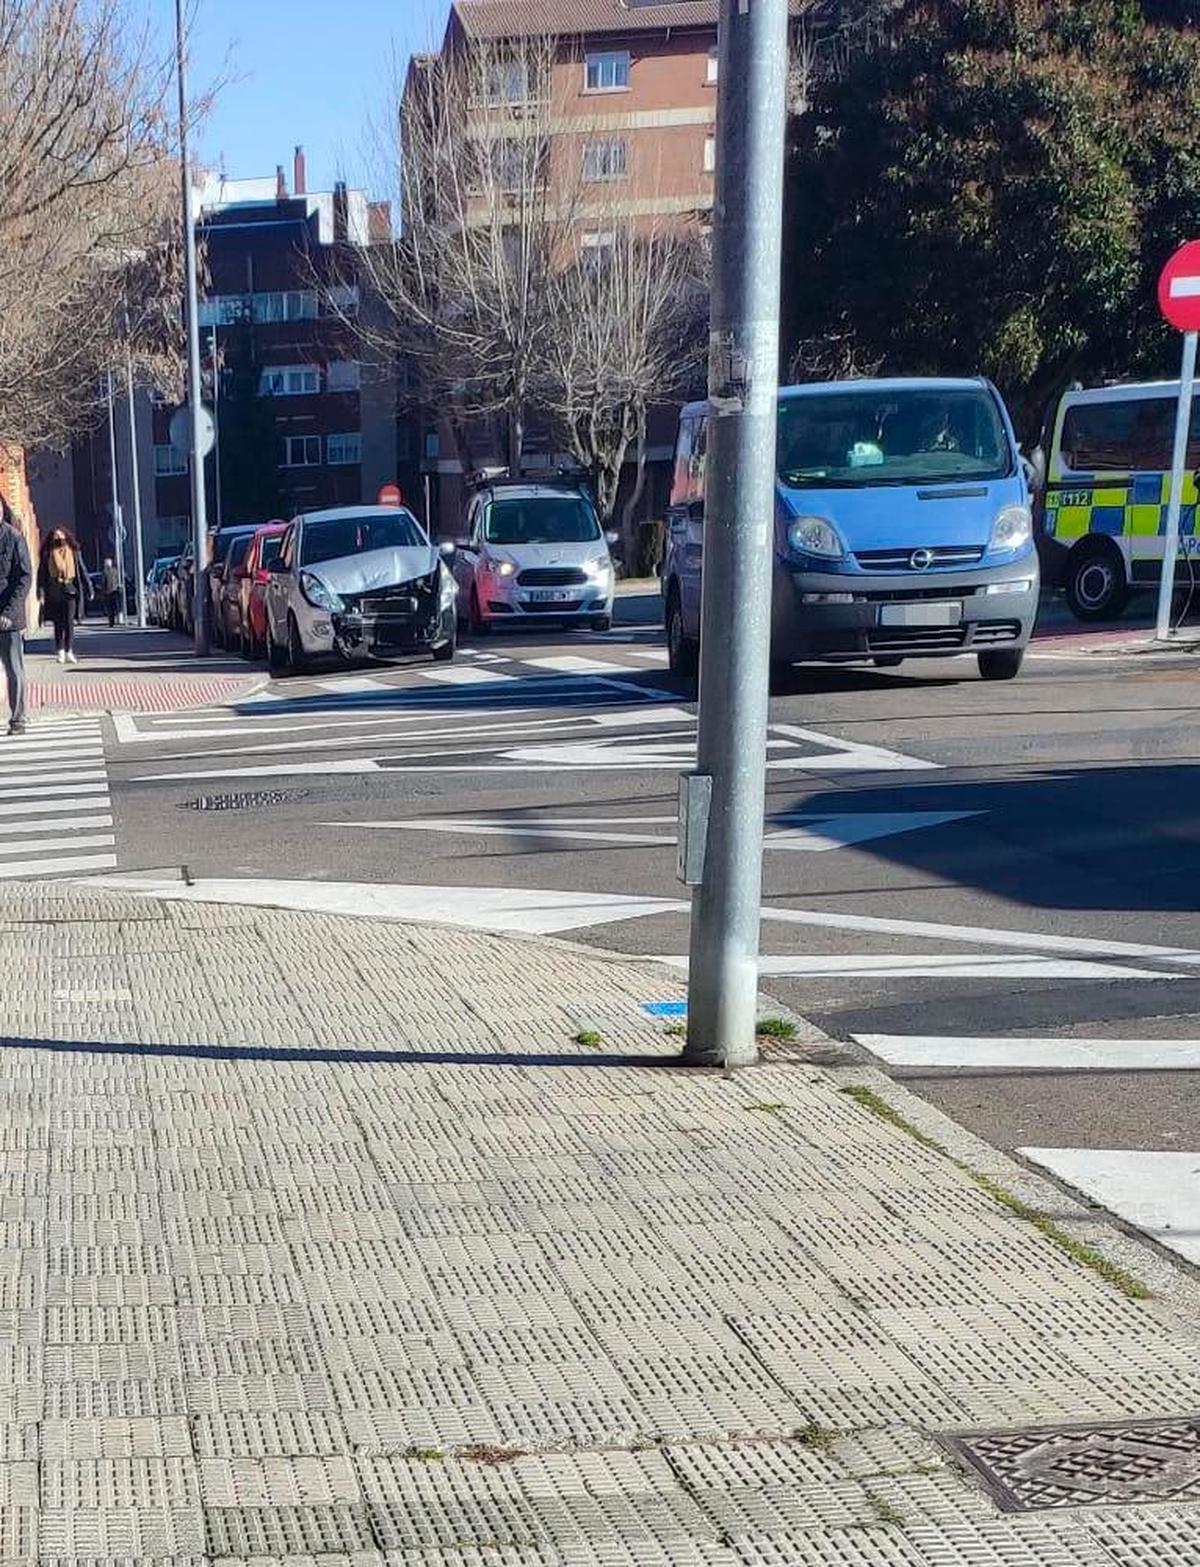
[23,624,263,714]
[3,881,1200,1563]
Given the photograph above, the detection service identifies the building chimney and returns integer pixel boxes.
[294,145,307,196]
[276,164,287,200]
[333,180,349,244]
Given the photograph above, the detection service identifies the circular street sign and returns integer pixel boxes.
[1158,241,1200,333]
[169,403,216,459]
[377,483,403,507]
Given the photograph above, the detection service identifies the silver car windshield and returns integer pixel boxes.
[484,497,600,545]
[301,512,426,566]
[777,389,1012,489]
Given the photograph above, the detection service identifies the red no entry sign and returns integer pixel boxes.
[1158,241,1200,333]
[377,483,403,507]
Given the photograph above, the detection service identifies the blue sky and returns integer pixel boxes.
[180,0,447,195]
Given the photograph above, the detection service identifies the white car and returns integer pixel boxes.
[453,480,616,633]
[265,505,457,674]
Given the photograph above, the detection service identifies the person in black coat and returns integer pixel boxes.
[37,528,91,664]
[0,500,32,734]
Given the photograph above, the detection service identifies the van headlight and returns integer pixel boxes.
[787,516,844,559]
[990,505,1032,553]
[299,571,343,612]
[583,556,612,577]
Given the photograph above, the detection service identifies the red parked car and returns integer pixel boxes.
[238,522,289,660]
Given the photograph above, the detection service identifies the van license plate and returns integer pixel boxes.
[526,589,575,603]
[879,601,962,628]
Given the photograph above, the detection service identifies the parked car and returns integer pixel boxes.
[663,377,1038,685]
[452,478,615,634]
[146,557,179,627]
[205,524,259,645]
[212,531,257,649]
[265,505,457,674]
[172,538,195,632]
[231,523,287,659]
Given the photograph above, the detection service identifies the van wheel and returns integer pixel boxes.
[432,630,456,662]
[469,586,490,636]
[978,648,1025,681]
[666,586,698,677]
[1065,542,1129,621]
[267,627,286,675]
[591,615,612,633]
[873,657,904,668]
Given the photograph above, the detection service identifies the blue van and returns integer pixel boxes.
[662,377,1039,682]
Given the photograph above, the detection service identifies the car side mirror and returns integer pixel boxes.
[605,530,620,547]
[438,540,456,559]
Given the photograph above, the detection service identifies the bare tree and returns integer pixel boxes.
[540,221,708,535]
[347,36,579,473]
[0,0,179,449]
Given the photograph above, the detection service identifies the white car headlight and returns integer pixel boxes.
[299,571,343,612]
[787,516,844,559]
[439,566,457,607]
[491,559,516,578]
[990,505,1032,553]
[583,556,612,577]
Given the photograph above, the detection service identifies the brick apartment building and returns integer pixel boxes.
[414,0,725,538]
[29,151,411,570]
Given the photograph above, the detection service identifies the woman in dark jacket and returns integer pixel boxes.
[37,529,91,664]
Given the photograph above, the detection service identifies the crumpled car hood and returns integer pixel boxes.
[310,545,439,595]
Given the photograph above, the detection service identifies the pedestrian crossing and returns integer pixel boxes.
[0,719,116,880]
[307,648,660,697]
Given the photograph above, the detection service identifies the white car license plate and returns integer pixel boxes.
[526,589,575,603]
[879,601,962,628]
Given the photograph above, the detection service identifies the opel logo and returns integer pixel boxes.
[910,548,934,570]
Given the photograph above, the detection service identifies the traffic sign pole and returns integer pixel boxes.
[1154,329,1197,642]
[1154,242,1200,641]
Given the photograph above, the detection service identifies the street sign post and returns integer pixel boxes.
[1154,241,1200,641]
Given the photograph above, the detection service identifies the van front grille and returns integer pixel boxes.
[854,545,986,572]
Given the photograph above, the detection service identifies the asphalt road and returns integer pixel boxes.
[94,592,1200,1196]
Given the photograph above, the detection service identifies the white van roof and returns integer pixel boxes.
[1061,380,1185,405]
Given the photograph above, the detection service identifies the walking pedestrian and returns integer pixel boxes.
[102,557,122,627]
[0,499,32,736]
[37,528,91,665]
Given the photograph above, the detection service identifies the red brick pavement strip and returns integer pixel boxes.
[28,675,263,714]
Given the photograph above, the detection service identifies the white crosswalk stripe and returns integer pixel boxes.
[0,720,116,879]
[521,654,631,675]
[1021,1148,1200,1267]
[419,664,519,685]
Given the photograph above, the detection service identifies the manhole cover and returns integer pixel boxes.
[181,789,311,812]
[946,1416,1200,1511]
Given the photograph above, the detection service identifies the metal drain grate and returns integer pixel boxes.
[182,789,311,812]
[946,1415,1200,1511]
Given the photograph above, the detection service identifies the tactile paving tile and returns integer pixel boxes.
[37,1504,204,1557]
[864,1472,996,1525]
[42,1378,187,1421]
[832,1428,949,1479]
[40,1416,193,1459]
[905,1515,1121,1565]
[664,1441,845,1493]
[191,1410,350,1458]
[0,1463,37,1504]
[198,1455,361,1506]
[202,1503,376,1555]
[730,1527,925,1565]
[1083,1504,1200,1564]
[41,1457,201,1510]
[687,1481,879,1536]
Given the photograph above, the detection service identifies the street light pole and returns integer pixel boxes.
[124,347,147,628]
[176,0,209,656]
[683,0,790,1068]
[105,370,128,624]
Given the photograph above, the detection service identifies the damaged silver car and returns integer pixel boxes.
[264,506,457,674]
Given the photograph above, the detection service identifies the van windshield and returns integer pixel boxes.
[485,496,600,545]
[777,388,1012,489]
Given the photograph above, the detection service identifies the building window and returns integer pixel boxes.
[324,284,360,318]
[154,445,187,476]
[482,55,530,105]
[156,515,190,546]
[585,51,630,92]
[326,360,361,392]
[282,435,321,467]
[259,365,320,397]
[197,295,247,327]
[706,47,719,85]
[252,290,318,325]
[327,432,362,466]
[703,136,716,174]
[583,138,628,183]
